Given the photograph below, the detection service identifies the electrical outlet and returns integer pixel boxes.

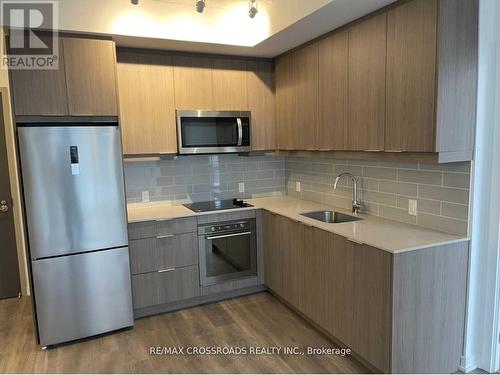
[238,182,245,193]
[296,181,301,192]
[141,190,150,203]
[408,199,417,216]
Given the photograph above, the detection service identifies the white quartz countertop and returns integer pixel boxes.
[127,196,468,254]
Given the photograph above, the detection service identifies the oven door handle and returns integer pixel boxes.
[236,118,243,146]
[205,231,251,240]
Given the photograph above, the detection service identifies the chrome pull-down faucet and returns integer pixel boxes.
[333,173,361,215]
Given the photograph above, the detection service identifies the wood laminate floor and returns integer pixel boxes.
[0,292,370,374]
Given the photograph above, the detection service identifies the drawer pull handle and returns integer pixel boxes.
[158,268,175,273]
[155,218,171,222]
[157,234,174,239]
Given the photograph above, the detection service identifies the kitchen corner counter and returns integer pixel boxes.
[127,196,469,254]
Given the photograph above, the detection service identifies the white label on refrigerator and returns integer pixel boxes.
[71,164,80,175]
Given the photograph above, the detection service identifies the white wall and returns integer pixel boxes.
[461,0,500,371]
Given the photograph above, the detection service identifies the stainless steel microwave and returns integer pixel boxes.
[176,110,251,154]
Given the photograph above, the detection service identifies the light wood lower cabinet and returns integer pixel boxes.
[351,241,392,373]
[262,211,468,373]
[263,211,283,295]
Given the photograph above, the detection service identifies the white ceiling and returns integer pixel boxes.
[34,0,397,57]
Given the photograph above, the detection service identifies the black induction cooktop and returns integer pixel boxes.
[183,199,253,213]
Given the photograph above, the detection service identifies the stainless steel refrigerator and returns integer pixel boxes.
[18,124,133,348]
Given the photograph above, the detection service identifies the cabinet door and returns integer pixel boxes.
[9,38,68,116]
[247,60,276,151]
[278,216,303,308]
[294,43,318,150]
[116,51,177,155]
[318,31,348,150]
[352,241,392,373]
[386,0,437,152]
[301,225,326,324]
[63,38,118,116]
[324,234,354,346]
[212,58,247,110]
[173,55,213,110]
[347,13,387,151]
[263,211,282,293]
[275,53,297,150]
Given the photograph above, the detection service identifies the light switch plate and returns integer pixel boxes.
[296,181,301,192]
[408,199,417,216]
[238,182,245,193]
[142,190,150,203]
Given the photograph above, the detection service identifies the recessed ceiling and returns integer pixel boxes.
[20,0,398,57]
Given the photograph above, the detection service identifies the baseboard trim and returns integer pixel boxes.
[459,354,478,373]
[134,285,267,319]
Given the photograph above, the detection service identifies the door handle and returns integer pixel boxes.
[0,200,8,213]
[206,231,251,240]
[237,118,243,146]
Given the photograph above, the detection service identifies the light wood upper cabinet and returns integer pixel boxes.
[275,44,318,150]
[173,55,213,110]
[116,51,177,155]
[63,38,118,116]
[212,58,247,110]
[347,13,387,151]
[295,43,318,150]
[275,52,297,150]
[386,0,437,152]
[9,37,118,117]
[247,60,276,151]
[318,30,348,150]
[9,38,68,116]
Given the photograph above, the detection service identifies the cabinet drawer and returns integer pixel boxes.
[129,233,198,274]
[128,217,197,240]
[131,265,200,309]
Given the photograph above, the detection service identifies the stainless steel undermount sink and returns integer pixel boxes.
[300,210,362,224]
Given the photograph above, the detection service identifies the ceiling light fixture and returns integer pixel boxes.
[248,0,258,18]
[130,0,139,4]
[196,0,206,13]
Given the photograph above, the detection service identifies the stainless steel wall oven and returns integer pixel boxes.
[198,218,257,286]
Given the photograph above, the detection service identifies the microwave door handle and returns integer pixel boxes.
[237,118,243,146]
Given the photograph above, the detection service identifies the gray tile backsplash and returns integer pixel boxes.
[124,154,286,204]
[286,156,471,235]
[125,153,471,236]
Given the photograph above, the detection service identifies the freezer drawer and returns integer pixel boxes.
[31,247,134,347]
